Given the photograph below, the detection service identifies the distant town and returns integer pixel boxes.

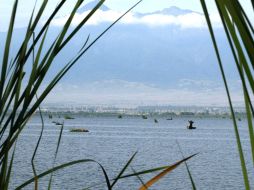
[36,104,246,117]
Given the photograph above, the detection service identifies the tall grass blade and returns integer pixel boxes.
[47,123,64,190]
[9,0,67,72]
[59,0,105,50]
[83,153,197,190]
[244,86,254,166]
[216,1,254,96]
[4,141,17,190]
[16,159,111,190]
[31,32,46,190]
[130,166,147,188]
[0,1,144,189]
[224,1,254,68]
[110,151,137,188]
[176,141,196,190]
[236,1,254,34]
[21,0,143,130]
[0,0,18,100]
[214,0,254,116]
[200,0,250,189]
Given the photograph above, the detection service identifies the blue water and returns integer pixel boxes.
[10,115,254,189]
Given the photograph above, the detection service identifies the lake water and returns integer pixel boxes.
[10,114,254,189]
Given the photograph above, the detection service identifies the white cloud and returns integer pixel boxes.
[51,10,221,28]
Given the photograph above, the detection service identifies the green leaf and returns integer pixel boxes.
[110,151,137,188]
[15,159,111,190]
[200,1,250,189]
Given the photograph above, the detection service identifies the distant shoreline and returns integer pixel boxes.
[34,110,246,118]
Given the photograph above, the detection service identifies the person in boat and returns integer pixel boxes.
[187,120,196,129]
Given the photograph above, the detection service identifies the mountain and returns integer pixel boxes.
[77,0,110,13]
[137,6,200,17]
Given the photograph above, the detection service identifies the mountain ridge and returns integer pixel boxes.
[77,0,110,13]
[78,0,200,16]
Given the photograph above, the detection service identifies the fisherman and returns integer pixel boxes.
[187,120,196,129]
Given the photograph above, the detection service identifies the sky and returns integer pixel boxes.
[0,0,252,31]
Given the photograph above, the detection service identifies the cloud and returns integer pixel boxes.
[51,9,221,28]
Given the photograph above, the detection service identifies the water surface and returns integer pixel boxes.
[10,115,254,189]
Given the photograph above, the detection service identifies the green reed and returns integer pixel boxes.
[200,0,254,189]
[0,1,195,189]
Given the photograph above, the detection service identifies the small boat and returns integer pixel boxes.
[187,120,196,130]
[64,115,75,120]
[166,118,173,120]
[154,119,158,123]
[70,128,89,133]
[187,126,196,130]
[52,121,63,126]
[118,115,123,119]
[142,115,148,119]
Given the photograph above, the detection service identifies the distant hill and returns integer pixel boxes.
[77,0,110,13]
[137,6,201,17]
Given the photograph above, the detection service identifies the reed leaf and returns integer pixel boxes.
[110,151,137,188]
[0,0,18,99]
[131,166,147,187]
[47,123,64,190]
[200,0,250,189]
[216,1,254,96]
[224,1,254,68]
[244,83,254,166]
[214,0,254,116]
[15,159,111,190]
[4,141,17,190]
[138,154,197,190]
[176,141,196,190]
[0,1,143,189]
[83,153,197,190]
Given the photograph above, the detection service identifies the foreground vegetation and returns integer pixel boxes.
[200,0,254,189]
[0,0,196,189]
[0,0,253,189]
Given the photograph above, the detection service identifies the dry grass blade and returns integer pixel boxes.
[138,154,197,190]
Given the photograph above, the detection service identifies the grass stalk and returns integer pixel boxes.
[200,0,250,189]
